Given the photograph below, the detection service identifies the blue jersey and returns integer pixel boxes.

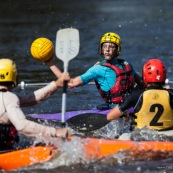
[80,59,137,92]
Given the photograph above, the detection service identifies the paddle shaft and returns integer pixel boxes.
[19,81,95,89]
[61,66,68,127]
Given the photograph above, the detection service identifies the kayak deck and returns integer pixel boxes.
[27,108,110,121]
[26,107,133,121]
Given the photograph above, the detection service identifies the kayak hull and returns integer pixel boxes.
[84,137,173,159]
[0,137,173,171]
[0,146,56,171]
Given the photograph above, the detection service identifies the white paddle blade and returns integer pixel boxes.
[55,28,80,67]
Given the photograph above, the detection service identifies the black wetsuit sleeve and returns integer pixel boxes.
[118,89,143,112]
[168,89,173,108]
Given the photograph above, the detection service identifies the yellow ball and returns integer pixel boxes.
[30,38,54,62]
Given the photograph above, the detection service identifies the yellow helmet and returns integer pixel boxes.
[0,58,17,87]
[99,32,121,56]
[30,37,54,62]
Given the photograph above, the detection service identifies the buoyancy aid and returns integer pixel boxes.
[95,59,134,104]
[0,124,19,149]
[134,89,173,131]
[0,89,19,149]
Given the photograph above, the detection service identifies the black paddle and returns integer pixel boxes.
[67,113,110,132]
[27,113,110,132]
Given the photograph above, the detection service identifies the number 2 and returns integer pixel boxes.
[150,104,163,126]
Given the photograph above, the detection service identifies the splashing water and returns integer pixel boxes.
[22,137,96,171]
[93,117,132,139]
[131,127,173,141]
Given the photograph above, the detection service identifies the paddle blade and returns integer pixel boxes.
[67,113,110,132]
[55,28,80,67]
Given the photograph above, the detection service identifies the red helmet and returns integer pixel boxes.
[143,59,166,85]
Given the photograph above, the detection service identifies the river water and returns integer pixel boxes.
[0,0,173,172]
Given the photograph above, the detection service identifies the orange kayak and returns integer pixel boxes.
[0,146,57,171]
[1,137,173,171]
[84,137,173,159]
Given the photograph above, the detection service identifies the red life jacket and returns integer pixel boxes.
[95,59,134,104]
[0,124,19,149]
